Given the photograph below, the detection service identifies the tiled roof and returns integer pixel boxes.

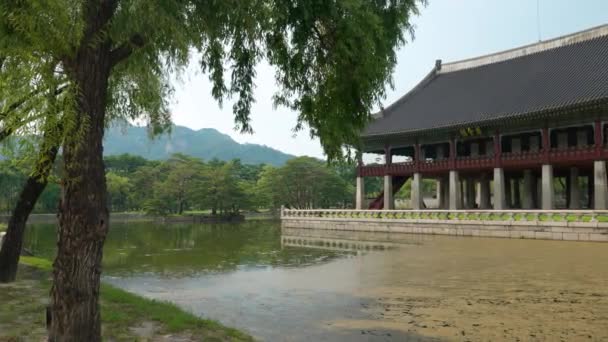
[363,25,608,137]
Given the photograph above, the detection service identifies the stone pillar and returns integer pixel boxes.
[479,174,491,209]
[513,178,521,209]
[522,170,535,209]
[449,170,461,210]
[542,164,554,210]
[411,173,423,210]
[384,175,394,210]
[356,176,365,210]
[537,176,543,208]
[436,178,442,209]
[441,177,450,209]
[587,174,594,209]
[465,178,476,208]
[594,161,608,210]
[505,177,512,209]
[493,168,506,210]
[569,167,581,209]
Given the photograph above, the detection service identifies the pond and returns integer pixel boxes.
[25,221,608,341]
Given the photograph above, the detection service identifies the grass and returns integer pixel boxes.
[0,223,6,232]
[0,256,254,341]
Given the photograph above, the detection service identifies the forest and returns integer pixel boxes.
[0,154,367,216]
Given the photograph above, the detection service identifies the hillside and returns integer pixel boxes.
[104,125,294,166]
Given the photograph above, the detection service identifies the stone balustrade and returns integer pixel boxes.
[281,208,608,242]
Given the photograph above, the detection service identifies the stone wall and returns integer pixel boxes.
[281,216,608,242]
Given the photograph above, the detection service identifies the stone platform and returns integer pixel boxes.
[281,209,608,242]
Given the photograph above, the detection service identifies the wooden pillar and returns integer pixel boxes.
[385,144,392,165]
[595,119,603,157]
[494,131,501,167]
[542,127,551,162]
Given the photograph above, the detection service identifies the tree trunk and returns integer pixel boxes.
[0,138,58,283]
[49,32,112,340]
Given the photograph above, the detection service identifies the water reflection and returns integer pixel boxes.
[24,221,608,341]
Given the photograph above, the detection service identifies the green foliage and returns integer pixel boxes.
[0,153,358,214]
[1,0,424,160]
[257,156,353,209]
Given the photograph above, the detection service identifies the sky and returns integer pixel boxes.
[169,0,608,159]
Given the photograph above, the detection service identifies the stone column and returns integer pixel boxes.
[594,161,608,210]
[356,176,365,210]
[513,178,521,208]
[493,168,506,210]
[505,177,512,209]
[588,174,594,209]
[436,177,447,209]
[465,178,476,208]
[479,174,491,209]
[542,164,554,210]
[441,177,450,209]
[449,170,461,210]
[436,178,441,209]
[384,175,394,210]
[569,167,581,209]
[522,170,535,209]
[411,173,423,210]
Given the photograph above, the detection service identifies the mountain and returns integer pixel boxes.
[104,125,294,166]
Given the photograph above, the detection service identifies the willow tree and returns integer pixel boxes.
[1,0,423,340]
[0,55,66,283]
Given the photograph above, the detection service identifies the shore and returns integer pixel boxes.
[0,211,277,225]
[0,256,253,341]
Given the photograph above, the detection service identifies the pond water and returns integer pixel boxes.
[25,221,608,341]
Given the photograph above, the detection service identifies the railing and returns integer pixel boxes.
[281,208,608,224]
[358,146,608,177]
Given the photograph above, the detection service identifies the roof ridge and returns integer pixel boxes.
[439,24,608,74]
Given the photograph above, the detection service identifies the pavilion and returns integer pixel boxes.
[356,24,608,211]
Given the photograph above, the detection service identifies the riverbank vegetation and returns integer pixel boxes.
[0,257,253,341]
[0,154,360,216]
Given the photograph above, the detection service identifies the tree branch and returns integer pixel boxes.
[0,84,67,121]
[110,34,145,66]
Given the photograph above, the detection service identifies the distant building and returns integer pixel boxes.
[356,24,608,210]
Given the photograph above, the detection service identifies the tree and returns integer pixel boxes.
[1,0,423,339]
[106,172,132,212]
